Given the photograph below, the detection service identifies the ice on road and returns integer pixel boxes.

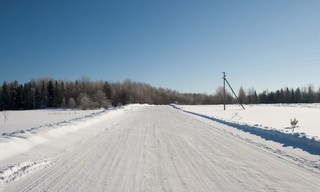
[4,106,320,191]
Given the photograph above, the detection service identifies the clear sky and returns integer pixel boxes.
[1,0,320,94]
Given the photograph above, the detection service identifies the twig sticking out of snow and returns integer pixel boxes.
[290,118,299,133]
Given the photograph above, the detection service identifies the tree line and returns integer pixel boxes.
[0,78,319,110]
[0,78,216,110]
[237,85,320,104]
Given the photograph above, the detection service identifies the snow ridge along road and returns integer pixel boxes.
[2,105,320,191]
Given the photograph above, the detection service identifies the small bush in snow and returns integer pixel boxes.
[290,118,299,132]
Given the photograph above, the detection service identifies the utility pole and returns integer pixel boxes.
[222,72,245,110]
[223,72,226,110]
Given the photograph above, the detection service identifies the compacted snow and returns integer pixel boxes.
[0,105,320,191]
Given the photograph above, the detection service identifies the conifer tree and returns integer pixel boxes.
[238,86,247,104]
[47,80,54,108]
[0,82,10,110]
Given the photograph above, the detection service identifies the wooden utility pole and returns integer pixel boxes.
[222,72,245,110]
[223,72,226,110]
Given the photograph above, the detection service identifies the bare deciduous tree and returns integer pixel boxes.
[77,93,92,110]
[93,90,108,109]
[68,98,77,109]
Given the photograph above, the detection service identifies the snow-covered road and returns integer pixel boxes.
[3,106,320,191]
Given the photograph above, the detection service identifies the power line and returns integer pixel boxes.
[236,51,320,74]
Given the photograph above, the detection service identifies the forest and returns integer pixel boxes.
[0,78,319,110]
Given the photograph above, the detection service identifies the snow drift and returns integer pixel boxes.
[0,105,144,186]
[171,104,320,155]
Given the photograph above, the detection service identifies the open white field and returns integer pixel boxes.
[0,109,103,135]
[1,105,320,191]
[178,104,320,140]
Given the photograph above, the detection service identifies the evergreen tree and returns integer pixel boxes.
[268,92,275,103]
[16,84,23,109]
[0,82,10,110]
[26,86,34,109]
[47,80,54,108]
[54,81,60,107]
[294,88,301,103]
[317,88,320,102]
[254,91,258,104]
[290,88,295,103]
[60,81,66,105]
[119,90,130,106]
[103,81,112,99]
[238,86,247,104]
[285,88,290,103]
[275,90,281,103]
[280,89,285,103]
[40,81,48,108]
[35,88,41,109]
[307,85,314,103]
[259,91,268,104]
[9,80,19,109]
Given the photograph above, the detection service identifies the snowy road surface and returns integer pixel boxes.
[3,106,320,191]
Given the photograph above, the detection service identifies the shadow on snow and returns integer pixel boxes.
[171,104,320,156]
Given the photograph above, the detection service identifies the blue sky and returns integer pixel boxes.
[1,0,320,94]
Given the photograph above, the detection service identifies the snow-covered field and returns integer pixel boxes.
[177,104,320,141]
[0,105,143,190]
[0,109,103,135]
[0,104,319,191]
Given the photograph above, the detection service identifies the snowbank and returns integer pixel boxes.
[0,109,103,135]
[171,104,320,155]
[0,160,49,185]
[0,104,144,185]
[0,105,142,160]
